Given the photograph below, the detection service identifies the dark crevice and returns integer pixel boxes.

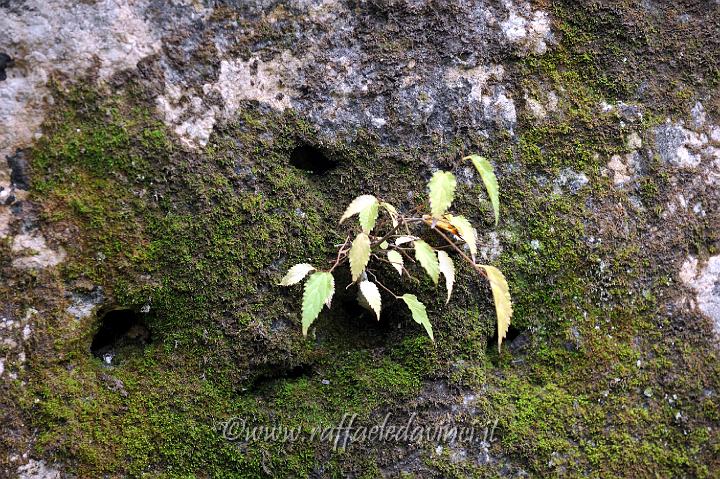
[487,324,523,352]
[91,308,151,365]
[7,150,30,190]
[289,143,338,175]
[0,53,12,81]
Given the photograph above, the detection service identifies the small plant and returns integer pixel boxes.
[280,155,513,349]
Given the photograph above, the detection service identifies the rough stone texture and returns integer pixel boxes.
[681,256,720,338]
[1,0,720,477]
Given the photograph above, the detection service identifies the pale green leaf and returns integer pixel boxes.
[379,241,389,250]
[340,195,378,224]
[478,265,513,350]
[279,263,315,286]
[437,250,455,304]
[395,235,417,246]
[359,200,379,233]
[359,280,382,321]
[428,171,457,218]
[349,233,371,282]
[301,272,335,336]
[401,294,434,342]
[380,202,399,228]
[465,155,500,225]
[445,214,477,261]
[414,239,439,284]
[387,250,404,276]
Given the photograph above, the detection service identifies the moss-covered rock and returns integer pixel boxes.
[1,0,719,477]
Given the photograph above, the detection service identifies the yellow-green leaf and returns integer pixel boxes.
[349,233,371,282]
[401,294,434,342]
[301,272,335,336]
[414,239,439,284]
[445,214,477,261]
[380,202,399,228]
[340,195,378,224]
[465,155,500,225]
[437,251,455,304]
[428,171,457,219]
[478,265,512,350]
[359,200,379,233]
[359,280,382,320]
[387,250,404,276]
[279,263,315,286]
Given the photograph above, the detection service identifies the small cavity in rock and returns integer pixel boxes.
[7,150,30,190]
[488,324,523,352]
[289,144,337,175]
[90,308,151,364]
[0,52,13,81]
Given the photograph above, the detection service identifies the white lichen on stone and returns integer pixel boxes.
[482,87,517,129]
[554,168,589,194]
[66,291,105,320]
[499,2,553,55]
[0,0,160,160]
[0,208,12,238]
[607,154,633,186]
[444,64,505,102]
[680,256,720,338]
[654,121,705,169]
[605,132,646,187]
[17,459,61,479]
[11,233,66,269]
[626,132,642,150]
[213,52,300,112]
[158,51,302,147]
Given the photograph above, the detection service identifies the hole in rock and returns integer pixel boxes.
[487,324,523,352]
[0,53,12,82]
[289,143,337,175]
[327,295,394,342]
[91,308,151,365]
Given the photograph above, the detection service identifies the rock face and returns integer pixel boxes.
[1,0,719,477]
[681,256,720,337]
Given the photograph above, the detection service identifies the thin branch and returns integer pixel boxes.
[366,270,400,299]
[370,217,423,247]
[391,245,416,264]
[328,235,351,273]
[372,254,420,283]
[431,226,487,278]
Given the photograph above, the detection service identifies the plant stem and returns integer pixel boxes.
[328,235,351,273]
[431,227,487,278]
[366,270,400,299]
[370,217,423,247]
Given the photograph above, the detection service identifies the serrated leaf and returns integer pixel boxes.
[437,251,455,304]
[302,272,335,336]
[401,294,434,342]
[359,280,382,321]
[359,200,379,233]
[466,155,500,225]
[428,171,457,219]
[445,214,477,261]
[340,195,378,224]
[387,250,404,276]
[414,240,439,284]
[379,241,389,249]
[395,236,417,246]
[279,263,315,286]
[478,265,513,350]
[380,202,399,228]
[349,233,371,282]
